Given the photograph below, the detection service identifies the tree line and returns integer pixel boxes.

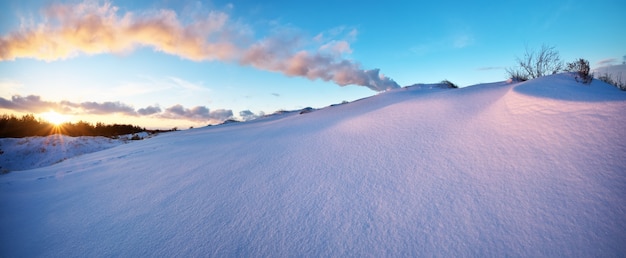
[0,114,147,138]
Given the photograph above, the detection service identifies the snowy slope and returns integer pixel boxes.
[1,74,625,257]
[0,132,151,172]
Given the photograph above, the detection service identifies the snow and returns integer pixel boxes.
[1,74,625,257]
[594,63,626,78]
[0,132,152,173]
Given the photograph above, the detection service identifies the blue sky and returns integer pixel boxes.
[1,0,624,128]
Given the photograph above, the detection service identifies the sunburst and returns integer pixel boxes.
[40,110,68,126]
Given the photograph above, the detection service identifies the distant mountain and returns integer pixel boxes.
[1,74,625,257]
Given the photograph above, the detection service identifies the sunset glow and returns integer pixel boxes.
[40,111,69,126]
[0,1,624,129]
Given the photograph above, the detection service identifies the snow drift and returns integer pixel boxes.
[1,74,625,257]
[0,133,150,172]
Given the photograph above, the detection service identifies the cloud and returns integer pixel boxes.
[0,79,23,96]
[0,95,140,115]
[161,104,233,122]
[239,110,261,121]
[320,40,352,56]
[0,1,237,62]
[410,30,474,56]
[137,105,161,115]
[0,94,232,123]
[167,76,209,92]
[453,34,474,49]
[80,101,136,115]
[209,109,234,121]
[242,48,398,91]
[596,58,617,66]
[0,1,398,92]
[476,66,505,71]
[0,95,61,113]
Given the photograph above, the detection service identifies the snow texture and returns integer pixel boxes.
[1,74,625,257]
[0,132,150,172]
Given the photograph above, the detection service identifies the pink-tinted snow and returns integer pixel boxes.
[1,74,625,257]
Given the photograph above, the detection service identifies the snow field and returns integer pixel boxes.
[1,74,625,257]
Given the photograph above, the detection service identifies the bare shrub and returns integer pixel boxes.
[598,72,626,91]
[506,69,529,82]
[566,58,593,84]
[440,80,458,88]
[507,44,563,80]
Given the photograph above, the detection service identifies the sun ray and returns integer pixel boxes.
[40,110,68,126]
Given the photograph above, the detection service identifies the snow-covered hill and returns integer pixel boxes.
[1,74,625,257]
[0,132,151,172]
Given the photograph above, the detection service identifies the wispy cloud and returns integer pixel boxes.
[167,76,210,92]
[0,94,232,123]
[596,58,617,66]
[0,79,23,96]
[110,75,210,99]
[410,32,474,56]
[476,66,506,71]
[0,1,398,91]
[453,33,474,49]
[410,18,475,56]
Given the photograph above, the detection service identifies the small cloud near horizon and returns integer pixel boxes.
[160,104,233,122]
[137,106,162,116]
[596,58,617,67]
[239,110,261,121]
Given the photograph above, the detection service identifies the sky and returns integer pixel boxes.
[0,0,624,129]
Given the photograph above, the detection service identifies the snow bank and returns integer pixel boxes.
[1,74,625,257]
[0,135,122,172]
[593,63,625,79]
[0,133,152,172]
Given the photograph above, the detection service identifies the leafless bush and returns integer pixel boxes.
[566,58,592,84]
[440,80,458,88]
[598,72,626,91]
[507,44,563,80]
[506,69,529,82]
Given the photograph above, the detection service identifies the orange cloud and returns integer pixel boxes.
[0,1,399,91]
[0,1,237,61]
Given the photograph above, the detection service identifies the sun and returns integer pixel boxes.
[41,111,68,126]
